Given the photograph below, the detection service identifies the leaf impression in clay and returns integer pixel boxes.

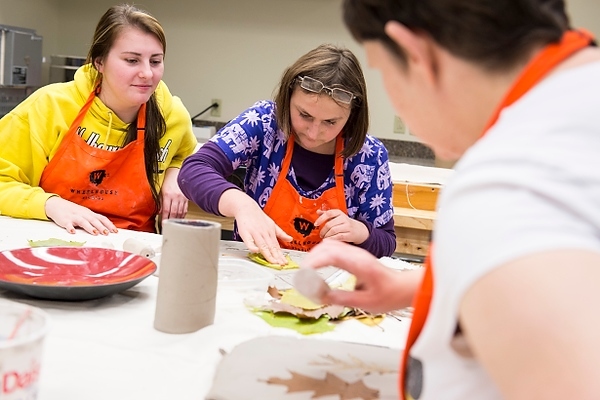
[264,371,379,400]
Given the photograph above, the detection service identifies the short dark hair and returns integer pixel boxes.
[343,0,570,72]
[273,44,369,157]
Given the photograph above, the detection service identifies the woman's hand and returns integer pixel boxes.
[302,240,423,314]
[45,196,118,235]
[160,168,188,220]
[219,188,292,265]
[314,208,369,244]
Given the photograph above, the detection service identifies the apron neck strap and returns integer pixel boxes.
[482,29,595,134]
[137,103,147,139]
[91,84,148,139]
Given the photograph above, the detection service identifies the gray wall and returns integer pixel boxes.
[1,0,599,141]
[0,0,60,84]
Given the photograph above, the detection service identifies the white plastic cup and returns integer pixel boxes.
[0,300,50,400]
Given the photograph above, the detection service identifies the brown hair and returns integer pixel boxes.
[343,0,570,72]
[273,44,369,158]
[86,3,167,213]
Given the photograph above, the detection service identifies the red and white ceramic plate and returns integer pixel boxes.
[0,246,156,301]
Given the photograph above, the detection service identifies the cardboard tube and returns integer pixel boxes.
[154,219,221,334]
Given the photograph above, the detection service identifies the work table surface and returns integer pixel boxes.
[0,216,410,399]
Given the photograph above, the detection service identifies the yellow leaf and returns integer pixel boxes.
[248,252,299,270]
[28,238,86,247]
[355,314,385,326]
[280,288,322,310]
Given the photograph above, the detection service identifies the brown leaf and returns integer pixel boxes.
[264,370,379,399]
[261,300,346,319]
[267,286,282,299]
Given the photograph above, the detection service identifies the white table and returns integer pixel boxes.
[0,216,410,399]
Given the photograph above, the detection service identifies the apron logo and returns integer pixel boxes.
[293,217,314,237]
[89,170,107,186]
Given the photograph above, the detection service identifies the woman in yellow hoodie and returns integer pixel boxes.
[0,4,197,234]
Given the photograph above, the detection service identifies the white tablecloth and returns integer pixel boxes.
[0,216,410,399]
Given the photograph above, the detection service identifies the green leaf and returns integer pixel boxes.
[28,238,86,247]
[254,311,336,335]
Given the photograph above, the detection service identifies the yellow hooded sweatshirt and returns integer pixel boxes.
[0,64,197,221]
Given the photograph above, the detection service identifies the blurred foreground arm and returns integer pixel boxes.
[460,249,600,399]
[302,239,423,313]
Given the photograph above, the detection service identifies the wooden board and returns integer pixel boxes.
[392,207,434,257]
[392,182,440,211]
[186,202,235,231]
[393,207,435,231]
[394,226,431,257]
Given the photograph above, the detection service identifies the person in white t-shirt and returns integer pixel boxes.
[301,0,600,398]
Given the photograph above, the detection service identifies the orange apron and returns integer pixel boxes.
[263,135,347,252]
[39,87,156,232]
[401,30,595,399]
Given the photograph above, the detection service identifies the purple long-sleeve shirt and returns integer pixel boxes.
[179,141,396,257]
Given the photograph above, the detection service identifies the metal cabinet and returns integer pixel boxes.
[0,24,43,117]
[0,24,42,87]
